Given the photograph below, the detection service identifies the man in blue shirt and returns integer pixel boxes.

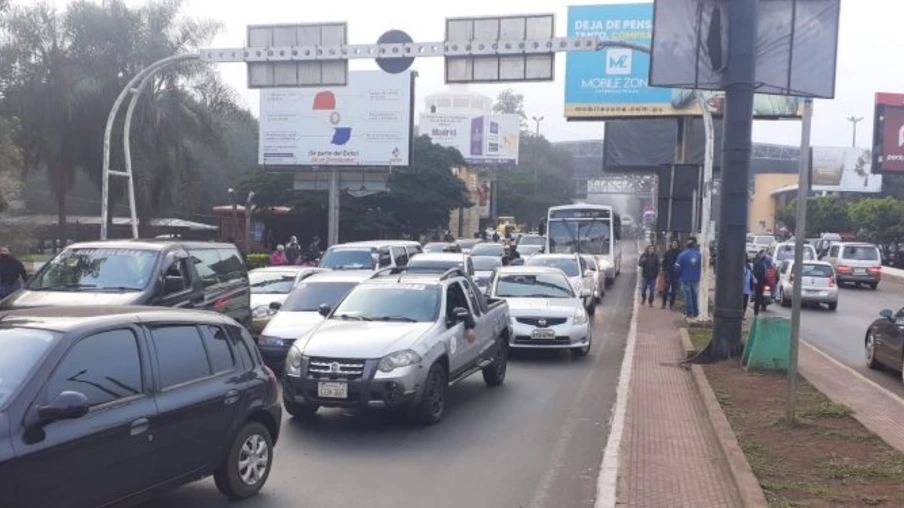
[674,237,703,319]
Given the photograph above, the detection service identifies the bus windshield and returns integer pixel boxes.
[547,220,611,255]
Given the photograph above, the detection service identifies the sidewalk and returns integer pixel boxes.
[617,306,742,507]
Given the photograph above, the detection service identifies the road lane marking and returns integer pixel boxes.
[594,254,640,508]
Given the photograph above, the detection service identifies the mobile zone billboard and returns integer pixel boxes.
[419,113,521,166]
[873,93,904,174]
[259,70,413,167]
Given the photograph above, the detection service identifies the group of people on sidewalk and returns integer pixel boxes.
[269,235,321,266]
[637,238,703,318]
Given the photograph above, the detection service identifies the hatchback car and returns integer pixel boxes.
[249,266,324,336]
[866,307,904,380]
[0,306,281,508]
[774,260,838,311]
[525,254,596,314]
[823,242,883,289]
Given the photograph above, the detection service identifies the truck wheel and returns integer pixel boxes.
[412,363,447,425]
[482,338,508,387]
[214,422,273,500]
[284,400,319,419]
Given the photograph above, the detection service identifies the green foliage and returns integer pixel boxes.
[492,88,527,130]
[496,133,575,227]
[246,253,269,269]
[848,197,904,248]
[775,196,851,237]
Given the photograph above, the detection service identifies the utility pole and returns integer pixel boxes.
[244,191,255,257]
[227,188,238,244]
[532,115,544,191]
[847,115,863,147]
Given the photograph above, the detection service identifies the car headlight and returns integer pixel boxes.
[252,305,276,318]
[377,350,422,373]
[285,345,304,377]
[260,335,285,347]
[573,308,589,325]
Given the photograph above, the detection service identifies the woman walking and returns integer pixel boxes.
[742,257,753,320]
[638,245,661,307]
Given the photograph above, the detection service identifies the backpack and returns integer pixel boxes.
[765,265,777,286]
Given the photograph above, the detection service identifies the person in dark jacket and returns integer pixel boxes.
[638,244,661,307]
[285,235,302,265]
[0,247,27,299]
[751,249,773,315]
[674,238,703,318]
[660,239,681,310]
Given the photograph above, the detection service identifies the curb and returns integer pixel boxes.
[687,350,770,508]
[678,327,695,359]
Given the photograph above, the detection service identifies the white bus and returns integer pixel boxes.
[541,204,622,285]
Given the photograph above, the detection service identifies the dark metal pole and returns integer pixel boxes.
[707,0,759,360]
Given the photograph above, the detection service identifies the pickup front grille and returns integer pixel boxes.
[307,357,366,380]
[516,317,567,327]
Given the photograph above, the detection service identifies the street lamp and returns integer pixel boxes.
[227,188,238,244]
[531,116,544,198]
[847,116,864,148]
[244,191,255,256]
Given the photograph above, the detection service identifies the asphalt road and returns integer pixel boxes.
[770,275,904,397]
[141,250,639,508]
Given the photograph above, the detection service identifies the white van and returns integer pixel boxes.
[318,240,423,271]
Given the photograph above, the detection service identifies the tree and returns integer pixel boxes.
[496,135,575,227]
[774,195,852,237]
[848,197,904,254]
[492,88,527,129]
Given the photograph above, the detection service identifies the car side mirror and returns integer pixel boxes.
[580,289,592,298]
[269,301,282,311]
[318,304,332,317]
[37,391,89,424]
[163,275,186,294]
[880,309,894,321]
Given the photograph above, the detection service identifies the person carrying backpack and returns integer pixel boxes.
[638,245,661,307]
[752,249,773,316]
[285,236,302,265]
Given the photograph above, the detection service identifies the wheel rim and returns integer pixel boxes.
[495,343,508,377]
[426,369,444,417]
[238,434,269,486]
[866,334,875,363]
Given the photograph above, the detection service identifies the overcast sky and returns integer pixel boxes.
[46,0,898,147]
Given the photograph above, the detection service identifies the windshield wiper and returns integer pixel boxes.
[95,286,143,292]
[334,313,372,321]
[33,283,97,291]
[372,315,418,322]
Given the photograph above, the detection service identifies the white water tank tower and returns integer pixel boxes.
[424,85,492,115]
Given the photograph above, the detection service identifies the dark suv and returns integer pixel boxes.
[0,306,281,507]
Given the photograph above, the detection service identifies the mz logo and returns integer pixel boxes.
[606,48,632,76]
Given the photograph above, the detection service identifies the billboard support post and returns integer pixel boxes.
[328,168,340,247]
[788,98,814,422]
[697,91,715,322]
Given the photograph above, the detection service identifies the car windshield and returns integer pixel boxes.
[332,284,441,322]
[0,327,59,407]
[472,257,502,271]
[547,220,611,255]
[843,246,879,261]
[282,281,358,312]
[801,264,833,277]
[249,270,298,294]
[518,236,545,246]
[774,245,815,261]
[319,248,375,270]
[470,243,504,257]
[28,248,158,291]
[526,257,580,277]
[495,273,574,298]
[519,245,543,256]
[456,240,481,249]
[423,243,448,253]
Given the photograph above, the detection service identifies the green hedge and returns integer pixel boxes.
[246,253,270,270]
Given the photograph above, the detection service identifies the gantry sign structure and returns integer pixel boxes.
[101,14,652,242]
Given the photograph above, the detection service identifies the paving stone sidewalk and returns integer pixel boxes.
[617,306,742,507]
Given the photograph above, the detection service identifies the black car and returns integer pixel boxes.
[0,306,281,507]
[1,240,252,328]
[866,308,904,379]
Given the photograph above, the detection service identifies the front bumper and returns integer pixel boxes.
[283,360,423,409]
[509,318,591,349]
[258,344,289,373]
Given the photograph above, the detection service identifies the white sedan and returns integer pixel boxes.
[489,266,592,357]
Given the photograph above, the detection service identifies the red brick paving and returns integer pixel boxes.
[617,306,742,507]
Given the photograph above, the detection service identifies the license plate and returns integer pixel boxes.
[531,328,556,339]
[317,382,348,399]
[855,268,867,274]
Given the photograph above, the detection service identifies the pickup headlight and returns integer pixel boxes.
[573,308,589,325]
[252,305,276,318]
[285,345,304,377]
[377,350,422,373]
[259,335,286,346]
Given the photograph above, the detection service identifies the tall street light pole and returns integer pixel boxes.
[227,187,238,244]
[847,116,863,147]
[531,115,544,228]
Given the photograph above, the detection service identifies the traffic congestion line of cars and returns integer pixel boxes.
[0,234,609,505]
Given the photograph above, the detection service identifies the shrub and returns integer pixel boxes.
[246,253,270,270]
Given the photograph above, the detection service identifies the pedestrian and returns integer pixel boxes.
[751,249,773,315]
[742,257,753,319]
[285,235,302,265]
[305,236,321,263]
[492,231,500,243]
[660,239,681,310]
[638,244,661,307]
[674,237,702,319]
[269,245,288,266]
[0,247,28,299]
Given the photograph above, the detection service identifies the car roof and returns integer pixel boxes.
[0,306,233,334]
[784,260,833,267]
[498,266,566,275]
[410,253,466,262]
[837,242,878,248]
[250,266,321,274]
[332,240,419,248]
[529,253,578,260]
[64,239,237,252]
[361,273,446,286]
[302,270,375,283]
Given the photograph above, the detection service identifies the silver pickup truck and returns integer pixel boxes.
[282,267,511,425]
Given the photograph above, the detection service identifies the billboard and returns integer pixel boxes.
[419,113,520,166]
[811,147,881,193]
[259,70,413,167]
[564,3,806,120]
[873,93,904,174]
[649,0,841,99]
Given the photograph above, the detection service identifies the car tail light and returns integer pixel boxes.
[837,265,851,273]
[264,365,280,402]
[764,285,771,293]
[828,275,835,287]
[869,266,882,275]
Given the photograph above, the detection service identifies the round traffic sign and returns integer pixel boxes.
[376,30,414,74]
